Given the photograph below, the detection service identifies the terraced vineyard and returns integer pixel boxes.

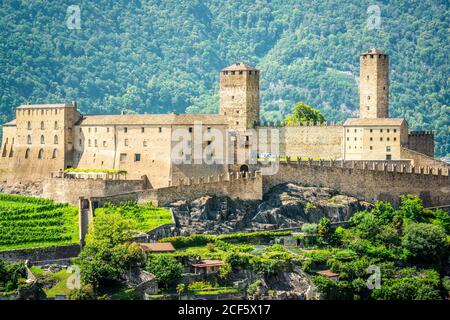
[95,201,173,232]
[0,194,78,250]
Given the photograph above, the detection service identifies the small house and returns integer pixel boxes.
[191,259,224,275]
[316,270,339,281]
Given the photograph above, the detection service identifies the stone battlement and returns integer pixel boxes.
[170,170,261,187]
[409,131,434,136]
[262,157,449,177]
[258,120,341,128]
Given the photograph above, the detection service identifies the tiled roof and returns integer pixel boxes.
[2,119,16,126]
[192,259,224,268]
[139,242,175,252]
[316,270,339,278]
[344,118,405,127]
[221,62,258,71]
[76,114,228,126]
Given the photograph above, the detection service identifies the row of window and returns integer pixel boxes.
[222,70,258,75]
[23,148,59,159]
[346,128,397,133]
[27,121,59,130]
[19,108,60,116]
[348,145,391,152]
[346,136,397,142]
[27,135,58,145]
[83,127,166,134]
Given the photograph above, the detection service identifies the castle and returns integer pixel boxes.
[0,49,449,210]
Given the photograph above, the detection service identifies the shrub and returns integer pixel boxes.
[401,223,447,263]
[145,255,183,289]
[301,223,317,235]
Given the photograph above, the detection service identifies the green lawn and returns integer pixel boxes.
[94,202,173,232]
[0,194,79,251]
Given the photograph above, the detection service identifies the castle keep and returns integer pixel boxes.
[0,49,448,208]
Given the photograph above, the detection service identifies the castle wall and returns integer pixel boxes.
[273,125,343,159]
[0,104,79,182]
[139,171,263,207]
[407,131,434,157]
[42,177,146,205]
[74,124,173,189]
[263,160,449,207]
[400,147,449,170]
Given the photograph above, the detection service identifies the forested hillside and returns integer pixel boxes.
[0,0,448,155]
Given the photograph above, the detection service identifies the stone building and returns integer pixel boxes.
[0,49,443,187]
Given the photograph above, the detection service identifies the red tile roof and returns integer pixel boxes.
[192,259,224,268]
[316,270,339,278]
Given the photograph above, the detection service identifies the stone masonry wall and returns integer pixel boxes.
[42,177,146,205]
[0,244,80,263]
[400,147,449,170]
[263,159,449,207]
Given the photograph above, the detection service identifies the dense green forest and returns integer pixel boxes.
[0,0,448,155]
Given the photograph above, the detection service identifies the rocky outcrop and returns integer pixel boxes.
[168,183,372,235]
[0,181,43,196]
[229,266,320,300]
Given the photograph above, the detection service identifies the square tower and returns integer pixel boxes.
[219,62,260,130]
[359,48,389,118]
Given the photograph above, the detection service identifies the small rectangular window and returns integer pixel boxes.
[143,140,148,147]
[380,129,383,133]
[370,146,373,150]
[120,153,127,161]
[124,139,129,146]
[159,127,162,133]
[134,153,141,162]
[380,137,383,141]
[188,127,193,133]
[124,127,128,133]
[94,139,98,147]
[141,127,145,133]
[386,146,391,152]
[107,128,110,133]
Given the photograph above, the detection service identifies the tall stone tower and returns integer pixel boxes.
[219,62,260,130]
[359,48,389,118]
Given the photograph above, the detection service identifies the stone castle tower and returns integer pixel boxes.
[359,48,389,118]
[219,62,260,130]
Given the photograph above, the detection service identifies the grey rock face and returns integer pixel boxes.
[168,183,372,235]
[0,181,43,196]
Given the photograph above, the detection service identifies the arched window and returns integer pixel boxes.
[38,149,44,159]
[27,121,31,130]
[54,135,58,144]
[40,135,45,144]
[40,121,45,130]
[54,121,58,129]
[27,135,32,144]
[52,149,59,158]
[25,148,30,159]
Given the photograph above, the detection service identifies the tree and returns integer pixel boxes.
[317,217,335,245]
[284,102,325,125]
[145,255,183,289]
[401,223,447,263]
[398,195,426,223]
[77,213,145,288]
[433,209,450,234]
